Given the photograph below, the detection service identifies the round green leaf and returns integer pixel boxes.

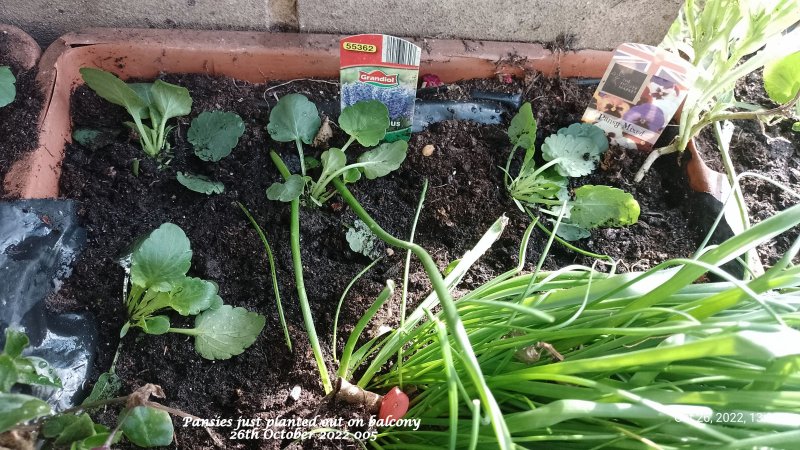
[121,406,174,447]
[321,148,347,173]
[266,174,307,202]
[558,122,609,153]
[541,134,602,177]
[188,111,245,161]
[0,66,17,108]
[356,140,408,179]
[764,52,800,104]
[151,80,192,121]
[169,277,219,315]
[570,185,640,229]
[339,100,390,147]
[193,305,266,360]
[266,94,321,145]
[131,223,192,291]
[142,316,171,335]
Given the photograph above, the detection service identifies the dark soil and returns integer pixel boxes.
[50,68,781,449]
[0,32,44,197]
[693,70,800,265]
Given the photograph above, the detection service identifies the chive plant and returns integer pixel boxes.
[338,194,800,448]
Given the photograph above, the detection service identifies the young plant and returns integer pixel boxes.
[0,66,16,108]
[635,0,800,181]
[1,331,176,449]
[506,103,640,239]
[263,96,406,394]
[80,68,192,160]
[122,222,264,360]
[267,98,404,206]
[176,110,246,195]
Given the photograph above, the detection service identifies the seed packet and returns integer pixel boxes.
[340,34,421,142]
[582,43,696,151]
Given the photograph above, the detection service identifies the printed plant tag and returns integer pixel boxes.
[340,34,421,142]
[582,43,696,151]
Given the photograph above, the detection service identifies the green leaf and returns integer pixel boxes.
[142,316,171,335]
[0,354,18,392]
[4,329,28,358]
[339,100,390,146]
[188,111,245,161]
[266,174,307,202]
[53,413,96,445]
[176,171,225,195]
[343,167,362,183]
[346,219,382,259]
[82,372,121,404]
[570,185,640,229]
[79,68,148,118]
[558,123,609,153]
[793,122,800,132]
[553,221,591,241]
[541,134,603,177]
[0,66,17,108]
[169,277,219,315]
[304,156,321,170]
[763,52,800,104]
[0,392,50,433]
[72,128,121,150]
[121,406,174,447]
[321,148,347,174]
[129,83,155,106]
[150,80,192,122]
[356,141,408,179]
[14,356,62,388]
[71,431,121,450]
[192,305,265,360]
[266,93,321,145]
[508,102,537,152]
[131,223,192,291]
[43,414,79,438]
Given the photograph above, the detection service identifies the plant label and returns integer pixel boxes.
[582,43,696,151]
[340,34,421,142]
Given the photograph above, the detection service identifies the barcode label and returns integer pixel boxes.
[381,36,421,67]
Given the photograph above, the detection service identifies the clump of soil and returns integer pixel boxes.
[54,72,705,449]
[0,32,43,197]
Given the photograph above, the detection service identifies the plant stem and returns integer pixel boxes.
[167,327,199,336]
[271,151,333,393]
[237,202,293,350]
[634,143,678,183]
[295,138,307,176]
[332,178,513,450]
[398,179,429,389]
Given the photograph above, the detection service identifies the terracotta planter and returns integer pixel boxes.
[0,24,41,72]
[3,28,613,198]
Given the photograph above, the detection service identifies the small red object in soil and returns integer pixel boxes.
[498,73,513,84]
[378,387,409,423]
[421,74,443,88]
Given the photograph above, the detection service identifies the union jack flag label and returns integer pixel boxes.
[582,43,697,151]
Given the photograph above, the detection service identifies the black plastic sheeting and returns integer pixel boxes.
[0,199,94,411]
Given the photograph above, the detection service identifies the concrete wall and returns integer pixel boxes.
[0,0,681,50]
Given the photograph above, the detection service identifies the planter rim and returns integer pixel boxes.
[5,28,617,198]
[0,24,41,72]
